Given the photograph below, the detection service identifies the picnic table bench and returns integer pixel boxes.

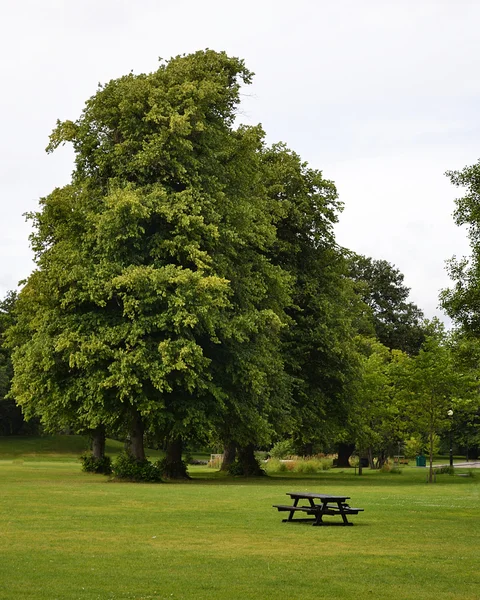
[273,492,364,526]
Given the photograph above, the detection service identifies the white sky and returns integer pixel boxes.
[1,0,478,321]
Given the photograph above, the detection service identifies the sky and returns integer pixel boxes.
[1,0,479,321]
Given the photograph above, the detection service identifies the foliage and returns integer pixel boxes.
[263,458,289,473]
[7,50,293,467]
[392,327,473,482]
[159,456,189,480]
[268,439,295,459]
[227,455,266,477]
[112,452,163,482]
[349,254,426,354]
[353,338,400,457]
[264,456,332,474]
[381,463,402,474]
[434,465,455,475]
[80,452,112,474]
[0,292,38,435]
[262,144,360,451]
[404,436,423,459]
[293,458,331,473]
[441,160,480,331]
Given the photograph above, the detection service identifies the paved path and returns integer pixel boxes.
[434,461,480,468]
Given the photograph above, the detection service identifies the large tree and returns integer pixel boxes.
[8,51,291,477]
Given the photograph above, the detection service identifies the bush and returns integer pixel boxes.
[227,456,266,477]
[265,456,331,474]
[80,453,112,475]
[269,439,295,460]
[159,457,190,479]
[264,458,288,473]
[112,452,163,482]
[404,437,422,459]
[434,465,455,476]
[381,463,402,474]
[294,460,319,474]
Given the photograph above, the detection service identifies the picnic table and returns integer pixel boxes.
[273,492,364,526]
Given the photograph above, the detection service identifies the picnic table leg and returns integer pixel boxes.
[337,502,353,526]
[287,497,299,521]
[311,501,326,526]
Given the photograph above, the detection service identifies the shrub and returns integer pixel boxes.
[294,459,319,474]
[158,457,189,479]
[207,454,224,469]
[264,457,332,474]
[434,465,455,476]
[112,452,163,482]
[381,463,402,474]
[404,437,422,459]
[227,456,266,477]
[80,453,112,475]
[269,439,295,460]
[264,458,288,473]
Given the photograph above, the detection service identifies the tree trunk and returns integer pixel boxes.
[469,445,479,460]
[428,431,434,484]
[91,424,106,460]
[129,410,146,462]
[299,442,314,457]
[162,436,190,479]
[220,441,236,471]
[367,447,375,469]
[236,444,265,477]
[336,443,355,468]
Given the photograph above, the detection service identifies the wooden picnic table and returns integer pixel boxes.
[273,491,364,526]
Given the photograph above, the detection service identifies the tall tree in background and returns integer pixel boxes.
[349,254,425,355]
[8,51,292,477]
[262,144,360,456]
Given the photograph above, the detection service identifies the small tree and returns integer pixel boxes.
[352,338,403,469]
[393,328,470,482]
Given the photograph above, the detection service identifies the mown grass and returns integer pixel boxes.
[0,437,478,600]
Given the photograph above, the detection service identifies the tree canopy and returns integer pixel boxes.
[349,254,426,354]
[9,51,297,474]
[8,50,362,477]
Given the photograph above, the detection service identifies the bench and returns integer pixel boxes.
[273,492,364,526]
[273,503,363,516]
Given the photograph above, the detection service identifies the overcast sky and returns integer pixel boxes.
[1,0,479,321]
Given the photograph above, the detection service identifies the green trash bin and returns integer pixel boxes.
[415,455,426,467]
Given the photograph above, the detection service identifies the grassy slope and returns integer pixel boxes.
[0,435,123,459]
[0,439,478,600]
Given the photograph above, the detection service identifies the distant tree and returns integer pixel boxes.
[349,254,426,355]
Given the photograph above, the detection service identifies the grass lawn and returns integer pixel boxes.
[0,437,478,600]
